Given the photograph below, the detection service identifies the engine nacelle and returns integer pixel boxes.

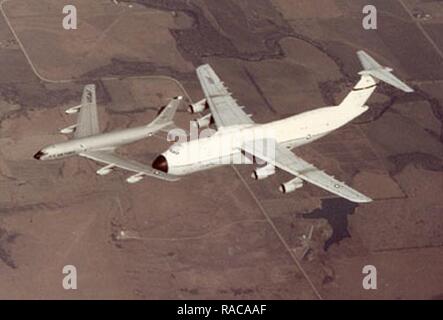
[127,173,144,184]
[96,164,114,176]
[251,163,275,180]
[279,177,303,194]
[60,124,77,134]
[191,114,213,129]
[65,104,82,114]
[188,98,208,113]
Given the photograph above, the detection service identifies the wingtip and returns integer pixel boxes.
[398,83,414,93]
[358,197,373,203]
[196,63,211,71]
[350,194,373,203]
[356,50,370,61]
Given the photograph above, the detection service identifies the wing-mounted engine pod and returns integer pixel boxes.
[127,173,144,184]
[251,163,275,180]
[191,113,213,129]
[96,164,114,176]
[188,98,208,113]
[65,104,82,114]
[60,124,77,134]
[279,177,303,193]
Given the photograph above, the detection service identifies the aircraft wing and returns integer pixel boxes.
[241,140,372,203]
[80,150,180,182]
[147,96,183,133]
[196,64,254,128]
[75,84,100,138]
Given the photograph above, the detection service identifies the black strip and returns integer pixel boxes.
[0,300,437,318]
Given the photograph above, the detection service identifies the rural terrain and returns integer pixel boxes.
[0,0,442,299]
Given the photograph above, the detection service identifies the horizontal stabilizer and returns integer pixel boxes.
[357,50,414,93]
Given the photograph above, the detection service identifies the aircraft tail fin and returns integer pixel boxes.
[148,96,183,131]
[357,50,414,93]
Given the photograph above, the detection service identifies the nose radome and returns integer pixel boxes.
[33,150,45,160]
[152,155,168,173]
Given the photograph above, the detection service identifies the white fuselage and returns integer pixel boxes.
[35,124,162,161]
[160,104,369,175]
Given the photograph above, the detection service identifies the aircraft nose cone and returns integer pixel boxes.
[152,155,168,173]
[33,150,45,160]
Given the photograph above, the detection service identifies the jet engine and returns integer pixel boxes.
[251,163,275,180]
[96,164,114,176]
[279,177,303,193]
[127,173,144,184]
[191,113,213,129]
[188,98,208,113]
[60,124,77,134]
[65,104,82,114]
